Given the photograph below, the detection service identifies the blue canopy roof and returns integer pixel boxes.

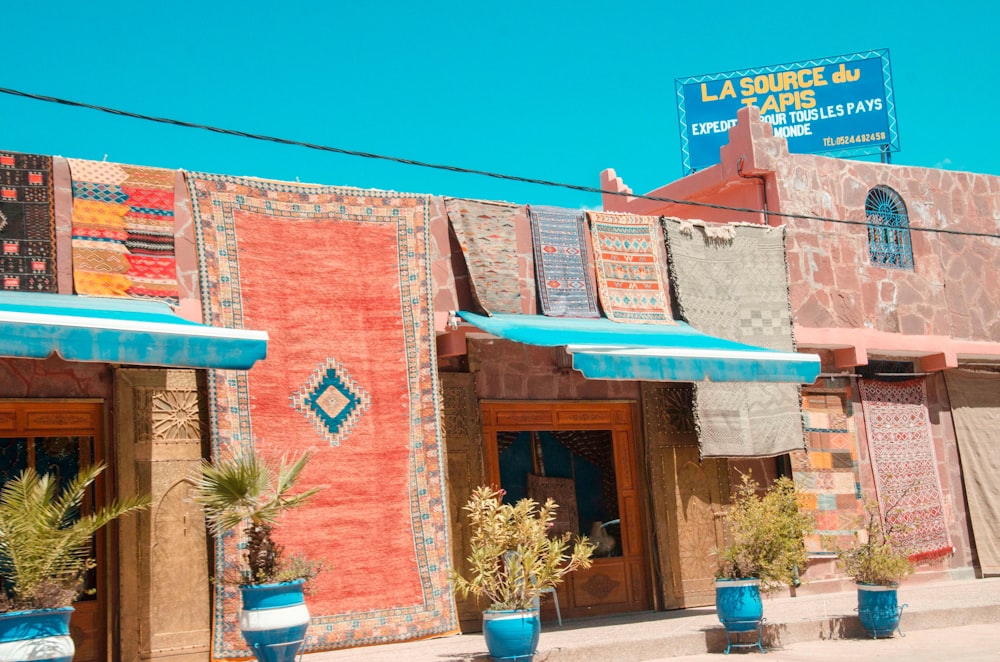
[457,311,819,384]
[0,291,267,370]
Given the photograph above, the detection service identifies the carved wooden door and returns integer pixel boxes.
[0,400,106,661]
[481,401,650,620]
[641,384,729,609]
[440,373,488,632]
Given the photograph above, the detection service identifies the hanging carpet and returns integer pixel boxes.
[587,211,673,324]
[68,158,178,303]
[858,378,953,561]
[188,174,456,658]
[661,217,804,457]
[944,369,1000,574]
[0,151,56,292]
[791,390,864,554]
[527,205,599,317]
[445,198,535,315]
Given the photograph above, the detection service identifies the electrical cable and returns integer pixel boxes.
[1,85,997,240]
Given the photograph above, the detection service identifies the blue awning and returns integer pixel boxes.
[0,291,267,370]
[457,311,819,384]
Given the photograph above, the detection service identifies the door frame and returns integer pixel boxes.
[480,400,652,619]
[0,399,110,661]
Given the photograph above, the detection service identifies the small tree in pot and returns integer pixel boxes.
[451,486,595,661]
[193,448,323,662]
[714,473,813,652]
[837,502,913,638]
[0,464,149,662]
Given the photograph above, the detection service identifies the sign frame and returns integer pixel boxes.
[675,49,899,174]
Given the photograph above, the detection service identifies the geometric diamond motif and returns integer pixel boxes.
[290,357,370,447]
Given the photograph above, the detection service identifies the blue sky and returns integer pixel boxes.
[2,1,996,209]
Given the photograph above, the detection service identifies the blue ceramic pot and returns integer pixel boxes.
[715,578,763,632]
[239,579,310,662]
[0,607,74,662]
[482,609,540,661]
[857,583,902,638]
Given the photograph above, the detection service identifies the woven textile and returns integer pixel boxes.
[189,174,456,658]
[587,211,673,323]
[791,390,863,554]
[0,151,56,291]
[662,218,803,457]
[527,205,599,317]
[944,370,1000,573]
[858,378,952,561]
[445,198,535,315]
[68,159,178,303]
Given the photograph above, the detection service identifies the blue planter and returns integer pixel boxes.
[715,578,763,632]
[239,580,310,662]
[482,609,540,661]
[857,583,905,638]
[0,607,75,662]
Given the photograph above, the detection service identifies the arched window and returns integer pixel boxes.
[866,186,913,270]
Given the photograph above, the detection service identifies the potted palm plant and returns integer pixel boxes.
[193,447,322,662]
[0,464,149,662]
[837,502,913,638]
[714,473,813,653]
[451,486,595,662]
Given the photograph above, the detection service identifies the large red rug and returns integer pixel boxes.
[188,173,456,658]
[858,378,952,561]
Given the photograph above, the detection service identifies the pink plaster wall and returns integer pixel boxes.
[0,355,112,399]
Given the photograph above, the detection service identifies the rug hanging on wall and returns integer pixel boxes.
[943,369,1000,573]
[586,211,673,323]
[189,173,457,658]
[661,218,803,457]
[0,150,57,292]
[68,158,178,303]
[445,197,535,315]
[858,378,953,561]
[791,390,863,554]
[527,205,599,318]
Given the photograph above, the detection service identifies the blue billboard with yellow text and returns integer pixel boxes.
[676,50,898,173]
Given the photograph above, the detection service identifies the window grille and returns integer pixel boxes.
[866,186,913,270]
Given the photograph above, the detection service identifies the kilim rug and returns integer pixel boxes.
[445,198,535,315]
[68,159,178,303]
[527,205,599,317]
[791,390,863,554]
[586,211,673,323]
[858,378,953,561]
[188,174,456,658]
[661,217,804,457]
[944,370,1000,573]
[0,151,56,291]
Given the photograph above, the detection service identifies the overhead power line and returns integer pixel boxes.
[1,85,997,240]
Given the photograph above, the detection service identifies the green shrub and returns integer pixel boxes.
[716,473,814,593]
[837,502,913,586]
[451,486,595,611]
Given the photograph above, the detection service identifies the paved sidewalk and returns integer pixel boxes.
[302,577,1000,661]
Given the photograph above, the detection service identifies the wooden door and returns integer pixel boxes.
[440,373,488,632]
[641,384,729,609]
[0,400,107,661]
[481,401,650,621]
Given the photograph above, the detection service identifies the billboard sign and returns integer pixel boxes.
[675,49,899,173]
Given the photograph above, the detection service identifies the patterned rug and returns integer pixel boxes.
[68,159,178,303]
[188,174,456,658]
[943,370,1000,573]
[858,378,953,561]
[527,205,599,317]
[445,198,535,315]
[661,218,804,457]
[0,151,56,291]
[791,390,863,554]
[586,211,673,323]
